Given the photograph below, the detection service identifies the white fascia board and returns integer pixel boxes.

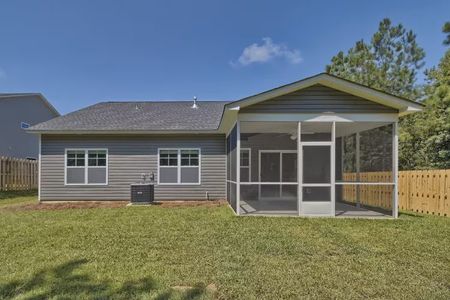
[217,109,239,134]
[238,113,399,123]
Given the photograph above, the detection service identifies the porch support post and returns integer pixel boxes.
[331,122,336,216]
[341,136,344,179]
[355,132,361,208]
[38,133,41,202]
[236,120,241,215]
[340,134,344,203]
[297,122,302,216]
[392,122,399,218]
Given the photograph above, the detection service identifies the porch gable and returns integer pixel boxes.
[240,84,398,114]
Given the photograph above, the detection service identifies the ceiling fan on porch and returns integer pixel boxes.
[271,131,315,141]
[288,131,315,140]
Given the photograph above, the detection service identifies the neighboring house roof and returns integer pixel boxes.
[28,101,229,133]
[0,93,60,117]
[28,73,424,134]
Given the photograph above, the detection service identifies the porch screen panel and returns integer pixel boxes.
[240,184,259,201]
[281,153,297,199]
[301,122,332,141]
[303,146,331,183]
[227,124,238,212]
[260,152,280,182]
[342,134,357,175]
[359,124,393,181]
[303,187,331,202]
[281,153,297,182]
[340,124,393,183]
[338,184,393,214]
[337,122,394,214]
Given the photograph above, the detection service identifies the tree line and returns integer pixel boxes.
[327,19,450,170]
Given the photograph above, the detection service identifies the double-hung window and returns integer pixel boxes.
[65,149,108,185]
[159,149,200,184]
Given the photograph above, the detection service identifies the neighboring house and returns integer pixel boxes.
[0,93,59,159]
[28,73,423,218]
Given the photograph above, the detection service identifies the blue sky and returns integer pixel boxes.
[0,0,449,114]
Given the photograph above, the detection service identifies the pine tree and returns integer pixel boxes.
[418,27,450,168]
[443,22,450,46]
[326,18,425,99]
[326,18,426,170]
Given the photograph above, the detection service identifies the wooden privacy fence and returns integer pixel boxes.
[343,170,450,217]
[342,172,393,210]
[0,156,38,191]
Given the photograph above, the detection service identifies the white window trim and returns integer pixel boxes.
[64,148,109,186]
[240,148,251,183]
[157,148,201,185]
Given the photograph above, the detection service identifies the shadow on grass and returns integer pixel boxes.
[399,210,425,218]
[155,283,208,300]
[0,190,37,200]
[0,259,209,299]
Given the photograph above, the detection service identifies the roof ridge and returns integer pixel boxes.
[99,100,231,103]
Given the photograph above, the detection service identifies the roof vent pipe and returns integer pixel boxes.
[192,96,198,109]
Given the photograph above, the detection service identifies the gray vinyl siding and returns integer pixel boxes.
[240,84,398,113]
[40,134,226,201]
[0,95,58,158]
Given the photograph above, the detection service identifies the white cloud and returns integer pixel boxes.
[233,37,302,66]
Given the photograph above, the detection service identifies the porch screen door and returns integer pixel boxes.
[300,144,333,215]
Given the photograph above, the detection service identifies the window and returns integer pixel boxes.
[65,149,108,185]
[20,122,30,129]
[181,150,199,166]
[159,150,178,166]
[240,148,251,182]
[158,149,200,184]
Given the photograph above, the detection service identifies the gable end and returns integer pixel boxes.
[240,84,398,114]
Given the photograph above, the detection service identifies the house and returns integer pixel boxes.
[0,93,59,159]
[28,73,423,217]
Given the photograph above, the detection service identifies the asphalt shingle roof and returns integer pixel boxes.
[29,101,229,132]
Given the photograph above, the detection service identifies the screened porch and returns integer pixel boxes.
[226,119,398,218]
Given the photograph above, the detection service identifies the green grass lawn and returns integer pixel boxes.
[0,193,449,299]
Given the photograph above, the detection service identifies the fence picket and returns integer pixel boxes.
[0,156,38,191]
[342,170,449,217]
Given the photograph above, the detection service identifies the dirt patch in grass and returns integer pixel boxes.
[157,200,227,208]
[4,201,128,211]
[3,200,227,211]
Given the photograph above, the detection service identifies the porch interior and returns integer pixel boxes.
[240,200,390,217]
[227,121,395,218]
